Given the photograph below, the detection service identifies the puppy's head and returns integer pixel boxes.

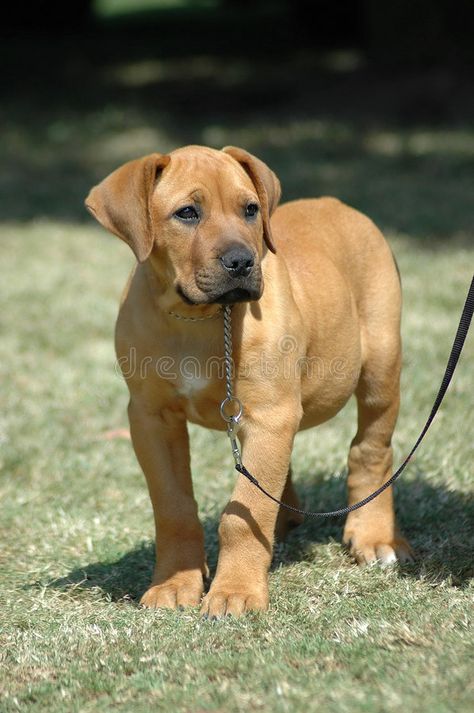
[85,145,281,305]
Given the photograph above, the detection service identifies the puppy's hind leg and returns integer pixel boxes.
[343,333,414,566]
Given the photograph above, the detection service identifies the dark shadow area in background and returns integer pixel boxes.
[45,475,474,605]
[1,1,473,240]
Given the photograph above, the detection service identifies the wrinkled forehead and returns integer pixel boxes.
[155,147,257,205]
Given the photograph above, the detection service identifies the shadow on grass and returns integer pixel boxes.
[283,474,474,589]
[45,474,474,604]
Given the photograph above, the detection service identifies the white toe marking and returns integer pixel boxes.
[379,550,398,566]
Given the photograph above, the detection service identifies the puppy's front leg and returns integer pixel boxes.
[128,398,207,609]
[201,406,300,618]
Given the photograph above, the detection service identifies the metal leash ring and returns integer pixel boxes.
[220,396,243,423]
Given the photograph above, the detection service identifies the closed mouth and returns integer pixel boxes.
[214,287,253,304]
[176,281,261,306]
[176,285,195,305]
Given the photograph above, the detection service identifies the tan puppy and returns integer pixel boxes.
[86,145,413,618]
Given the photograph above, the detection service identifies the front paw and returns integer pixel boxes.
[200,581,269,618]
[140,571,204,609]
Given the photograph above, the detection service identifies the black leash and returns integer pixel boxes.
[235,275,474,518]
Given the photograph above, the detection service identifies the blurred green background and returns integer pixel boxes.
[2,0,473,239]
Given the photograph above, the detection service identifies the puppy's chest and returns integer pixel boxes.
[174,373,226,430]
[175,375,210,399]
[156,334,227,428]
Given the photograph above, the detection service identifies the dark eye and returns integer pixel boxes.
[245,203,259,218]
[174,206,199,222]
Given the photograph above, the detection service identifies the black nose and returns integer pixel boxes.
[220,246,255,278]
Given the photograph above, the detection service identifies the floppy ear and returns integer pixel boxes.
[222,146,281,253]
[85,153,170,263]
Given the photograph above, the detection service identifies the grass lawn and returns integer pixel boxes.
[1,22,473,712]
